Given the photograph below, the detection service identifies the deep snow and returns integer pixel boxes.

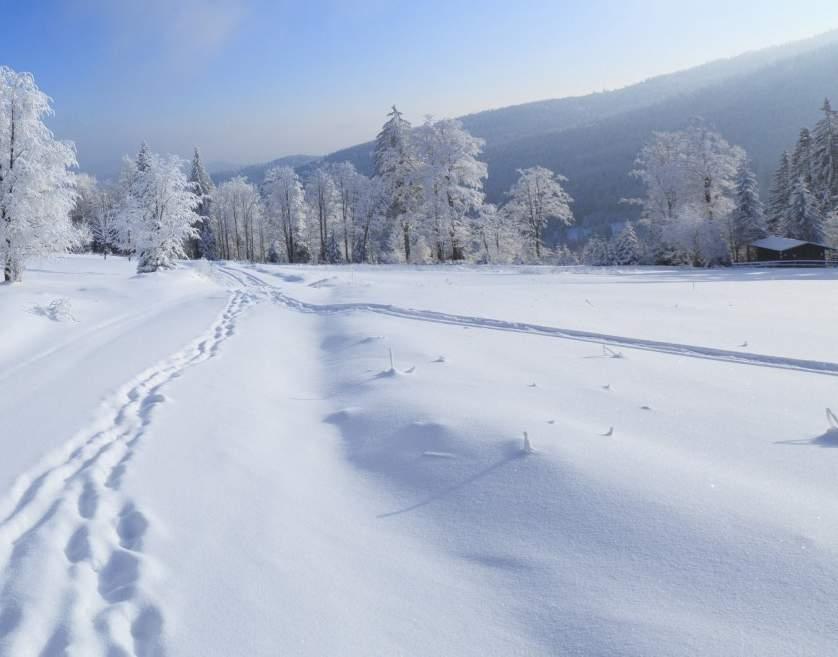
[1,255,837,656]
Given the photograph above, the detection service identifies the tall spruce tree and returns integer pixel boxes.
[767,151,792,234]
[374,106,420,262]
[189,147,216,259]
[791,128,814,187]
[784,176,824,243]
[812,98,838,214]
[729,163,766,260]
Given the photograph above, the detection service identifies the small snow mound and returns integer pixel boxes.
[192,259,213,279]
[433,355,446,363]
[33,297,76,322]
[357,335,384,344]
[422,451,458,459]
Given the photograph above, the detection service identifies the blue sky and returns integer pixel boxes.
[3,0,838,174]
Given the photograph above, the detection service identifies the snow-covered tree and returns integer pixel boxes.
[825,208,838,248]
[791,128,814,187]
[502,166,574,260]
[305,167,339,263]
[471,203,520,263]
[352,175,383,263]
[553,244,579,266]
[611,223,642,265]
[811,99,838,213]
[264,165,307,262]
[666,204,728,266]
[784,176,825,243]
[0,66,78,282]
[189,147,216,259]
[728,162,766,261]
[413,117,487,261]
[120,149,200,273]
[212,176,264,261]
[681,119,744,222]
[767,151,792,234]
[630,130,688,225]
[374,106,421,262]
[88,183,120,257]
[631,121,744,264]
[581,237,610,265]
[329,161,372,263]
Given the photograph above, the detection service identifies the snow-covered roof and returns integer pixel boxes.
[750,236,830,251]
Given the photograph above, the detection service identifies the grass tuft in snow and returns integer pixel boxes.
[522,431,535,455]
[602,344,624,359]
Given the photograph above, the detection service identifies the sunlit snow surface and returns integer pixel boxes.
[1,255,837,656]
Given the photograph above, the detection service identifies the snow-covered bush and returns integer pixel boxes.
[34,297,76,321]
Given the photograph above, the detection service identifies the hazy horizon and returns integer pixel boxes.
[4,1,838,176]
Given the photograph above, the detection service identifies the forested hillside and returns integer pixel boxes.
[253,31,838,232]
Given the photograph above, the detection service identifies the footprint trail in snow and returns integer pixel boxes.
[0,290,254,657]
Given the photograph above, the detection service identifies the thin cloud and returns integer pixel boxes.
[78,0,246,64]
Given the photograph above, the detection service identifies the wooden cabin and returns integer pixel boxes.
[748,236,835,265]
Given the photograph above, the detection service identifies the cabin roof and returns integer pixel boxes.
[750,236,831,251]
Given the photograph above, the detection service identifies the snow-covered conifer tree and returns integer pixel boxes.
[791,128,814,187]
[811,99,838,214]
[120,150,200,273]
[0,66,78,282]
[374,106,421,262]
[767,151,792,234]
[502,166,573,260]
[611,223,642,265]
[728,162,766,261]
[581,237,610,266]
[189,147,216,259]
[784,176,825,243]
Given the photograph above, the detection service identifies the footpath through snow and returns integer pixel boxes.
[1,257,838,656]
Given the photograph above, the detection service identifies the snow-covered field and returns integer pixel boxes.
[2,255,838,657]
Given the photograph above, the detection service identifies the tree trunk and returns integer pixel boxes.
[4,252,21,282]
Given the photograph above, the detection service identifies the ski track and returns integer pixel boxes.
[218,264,838,378]
[0,288,254,657]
